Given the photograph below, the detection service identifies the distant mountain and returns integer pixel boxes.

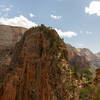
[66,44,91,72]
[0,25,27,48]
[96,52,100,58]
[0,25,27,81]
[78,48,100,68]
[65,45,98,77]
[78,48,97,62]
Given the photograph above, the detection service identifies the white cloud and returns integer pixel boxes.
[50,14,62,20]
[80,30,92,35]
[9,5,14,8]
[85,1,100,16]
[2,13,8,17]
[77,43,84,47]
[0,15,37,28]
[3,8,11,12]
[55,28,77,38]
[80,30,83,34]
[29,13,35,18]
[0,5,13,12]
[0,15,76,38]
[86,31,92,35]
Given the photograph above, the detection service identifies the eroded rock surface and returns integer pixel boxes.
[0,25,27,83]
[0,25,80,100]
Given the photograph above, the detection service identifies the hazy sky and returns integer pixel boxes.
[0,0,100,53]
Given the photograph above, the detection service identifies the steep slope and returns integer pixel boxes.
[66,44,91,72]
[96,52,100,57]
[78,48,100,68]
[96,52,100,58]
[78,48,97,62]
[0,25,27,82]
[0,25,81,100]
[0,25,27,47]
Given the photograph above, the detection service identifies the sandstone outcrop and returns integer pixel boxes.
[0,25,27,82]
[0,25,80,100]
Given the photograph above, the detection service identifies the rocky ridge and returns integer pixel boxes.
[78,48,100,68]
[0,25,81,100]
[66,44,91,72]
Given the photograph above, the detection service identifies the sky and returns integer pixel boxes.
[0,0,100,53]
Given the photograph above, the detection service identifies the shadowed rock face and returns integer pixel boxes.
[0,25,74,100]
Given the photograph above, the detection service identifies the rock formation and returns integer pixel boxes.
[96,52,100,58]
[0,25,27,85]
[94,68,100,86]
[0,25,27,47]
[0,25,80,100]
[66,44,91,72]
[78,48,100,68]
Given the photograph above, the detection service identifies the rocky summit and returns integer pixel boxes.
[0,25,81,100]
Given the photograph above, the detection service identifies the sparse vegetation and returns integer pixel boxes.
[78,85,94,100]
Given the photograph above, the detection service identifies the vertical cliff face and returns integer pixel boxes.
[78,48,100,68]
[0,25,27,47]
[66,44,91,72]
[96,52,100,58]
[0,25,27,82]
[0,25,80,100]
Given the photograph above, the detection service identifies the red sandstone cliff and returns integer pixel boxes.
[0,25,27,47]
[0,25,27,83]
[0,25,79,100]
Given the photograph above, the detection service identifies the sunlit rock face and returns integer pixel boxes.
[96,52,100,58]
[0,25,27,87]
[78,48,100,68]
[0,25,77,100]
[0,25,26,47]
[66,44,91,71]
